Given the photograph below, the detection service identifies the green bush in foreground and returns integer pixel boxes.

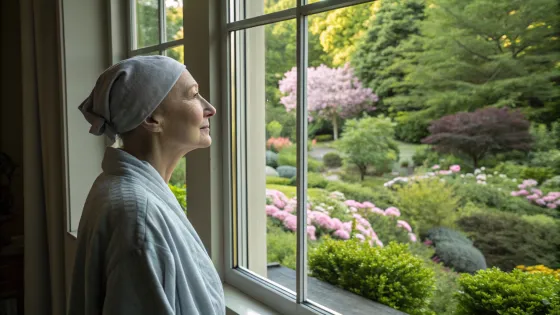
[456,268,560,315]
[309,239,435,315]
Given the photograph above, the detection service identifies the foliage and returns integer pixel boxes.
[434,242,487,274]
[457,212,560,271]
[276,166,297,179]
[309,240,435,315]
[310,2,379,66]
[266,150,279,168]
[168,183,187,213]
[426,227,472,246]
[279,64,378,139]
[266,177,291,186]
[422,108,532,168]
[521,166,556,184]
[530,149,560,174]
[323,152,342,168]
[277,145,323,171]
[394,112,431,143]
[169,157,186,187]
[352,0,426,114]
[314,134,333,142]
[516,265,560,280]
[394,178,460,236]
[288,172,328,189]
[337,115,399,180]
[325,181,397,209]
[267,220,297,269]
[265,184,325,200]
[455,268,560,315]
[542,176,560,190]
[387,0,560,125]
[454,182,550,215]
[266,120,283,138]
[531,123,559,152]
[400,160,410,168]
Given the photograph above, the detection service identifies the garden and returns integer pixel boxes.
[163,0,560,313]
[260,0,560,313]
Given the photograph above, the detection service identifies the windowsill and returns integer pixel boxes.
[224,283,280,315]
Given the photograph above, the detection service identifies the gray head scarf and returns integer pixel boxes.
[78,55,186,143]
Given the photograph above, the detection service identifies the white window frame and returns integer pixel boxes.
[222,0,373,314]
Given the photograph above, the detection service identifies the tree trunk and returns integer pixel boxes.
[332,115,338,140]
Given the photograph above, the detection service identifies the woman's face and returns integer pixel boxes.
[155,70,216,151]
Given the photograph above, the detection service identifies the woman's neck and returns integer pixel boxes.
[122,138,187,183]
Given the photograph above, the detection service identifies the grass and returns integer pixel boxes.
[266,184,326,199]
[397,141,425,165]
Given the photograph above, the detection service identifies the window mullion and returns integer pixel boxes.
[129,0,137,53]
[295,0,309,305]
[158,0,166,46]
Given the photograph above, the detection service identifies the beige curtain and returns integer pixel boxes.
[21,0,67,314]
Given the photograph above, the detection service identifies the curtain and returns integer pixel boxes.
[20,0,67,314]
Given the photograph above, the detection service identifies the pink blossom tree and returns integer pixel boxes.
[279,63,378,140]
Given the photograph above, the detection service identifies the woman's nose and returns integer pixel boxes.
[200,95,216,117]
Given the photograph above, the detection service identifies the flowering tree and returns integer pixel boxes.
[422,108,532,168]
[279,64,378,139]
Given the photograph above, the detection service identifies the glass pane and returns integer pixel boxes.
[166,0,183,42]
[169,158,187,215]
[166,45,184,64]
[229,0,300,23]
[303,0,560,314]
[232,20,298,293]
[135,0,160,48]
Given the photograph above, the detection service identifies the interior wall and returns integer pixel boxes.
[1,0,24,238]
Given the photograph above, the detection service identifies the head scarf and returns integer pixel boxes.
[78,55,186,143]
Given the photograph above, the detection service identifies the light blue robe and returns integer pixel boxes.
[67,147,225,315]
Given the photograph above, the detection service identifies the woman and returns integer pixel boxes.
[67,56,225,315]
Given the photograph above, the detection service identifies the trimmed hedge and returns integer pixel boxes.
[456,268,560,315]
[309,240,435,315]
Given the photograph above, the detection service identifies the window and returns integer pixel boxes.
[226,0,560,314]
[129,0,187,212]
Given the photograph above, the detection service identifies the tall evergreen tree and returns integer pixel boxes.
[387,0,560,124]
[351,0,426,114]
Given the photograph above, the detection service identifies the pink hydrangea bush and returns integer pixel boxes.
[266,189,417,246]
[511,181,560,209]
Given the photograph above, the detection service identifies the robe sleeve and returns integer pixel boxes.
[102,246,175,315]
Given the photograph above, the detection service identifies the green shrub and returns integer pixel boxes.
[266,120,283,138]
[542,175,560,190]
[457,212,560,271]
[454,182,550,215]
[266,150,279,168]
[434,242,487,274]
[395,179,460,236]
[531,123,559,152]
[315,134,333,142]
[323,152,342,168]
[267,220,297,269]
[530,149,560,173]
[277,166,297,179]
[308,172,328,189]
[400,160,410,168]
[494,162,555,183]
[394,111,430,143]
[266,177,291,185]
[325,181,397,209]
[364,214,412,244]
[278,145,322,171]
[426,227,472,246]
[169,183,187,213]
[456,268,560,315]
[409,243,460,315]
[522,166,556,183]
[309,239,435,315]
